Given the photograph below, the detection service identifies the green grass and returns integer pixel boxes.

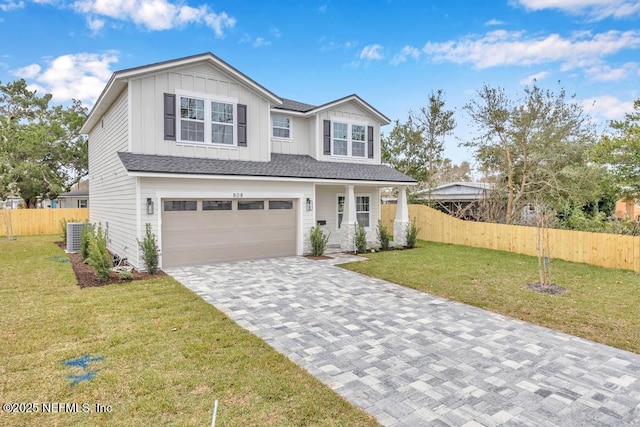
[0,235,377,427]
[343,240,640,354]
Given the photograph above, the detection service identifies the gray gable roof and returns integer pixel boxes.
[276,98,317,113]
[118,152,416,184]
[59,189,89,197]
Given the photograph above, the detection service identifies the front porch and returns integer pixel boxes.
[312,184,410,252]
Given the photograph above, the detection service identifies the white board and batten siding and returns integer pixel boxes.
[317,101,381,164]
[139,177,316,268]
[128,63,272,162]
[87,89,140,267]
[270,115,315,157]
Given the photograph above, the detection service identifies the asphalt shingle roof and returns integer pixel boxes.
[275,98,317,113]
[118,152,416,183]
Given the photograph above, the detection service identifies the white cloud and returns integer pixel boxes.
[0,1,24,11]
[270,27,281,38]
[252,37,270,48]
[71,0,235,35]
[12,63,41,78]
[422,30,640,71]
[485,19,505,26]
[318,36,357,52]
[317,4,327,13]
[391,45,421,66]
[515,0,640,20]
[519,70,550,84]
[581,95,635,121]
[11,52,119,106]
[86,16,105,34]
[584,62,638,81]
[359,44,384,60]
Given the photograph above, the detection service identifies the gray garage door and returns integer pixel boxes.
[161,199,297,267]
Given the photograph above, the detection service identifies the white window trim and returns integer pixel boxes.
[331,120,369,158]
[272,114,292,140]
[336,193,372,229]
[176,90,238,147]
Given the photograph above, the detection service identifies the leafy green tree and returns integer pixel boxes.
[382,90,455,199]
[593,99,640,199]
[0,80,87,207]
[463,84,599,224]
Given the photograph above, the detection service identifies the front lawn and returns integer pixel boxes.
[343,240,640,354]
[0,235,377,426]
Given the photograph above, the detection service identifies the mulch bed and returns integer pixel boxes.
[55,241,164,288]
[526,282,568,296]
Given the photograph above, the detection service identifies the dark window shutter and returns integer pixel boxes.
[237,104,247,147]
[367,126,374,158]
[164,93,176,141]
[323,120,331,155]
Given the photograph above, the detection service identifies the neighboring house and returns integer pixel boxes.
[415,182,493,218]
[1,195,22,209]
[81,53,416,269]
[57,189,90,209]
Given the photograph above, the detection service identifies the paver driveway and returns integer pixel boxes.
[166,256,640,426]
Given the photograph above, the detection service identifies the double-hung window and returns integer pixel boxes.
[272,115,291,138]
[352,124,366,157]
[332,122,366,157]
[332,122,349,156]
[337,195,370,228]
[211,101,234,145]
[180,97,205,142]
[178,94,235,145]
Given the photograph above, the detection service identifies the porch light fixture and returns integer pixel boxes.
[306,198,313,212]
[146,198,154,215]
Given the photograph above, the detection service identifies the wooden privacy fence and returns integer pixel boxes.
[0,208,89,237]
[381,204,640,273]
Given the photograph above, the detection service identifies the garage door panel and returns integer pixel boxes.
[162,199,297,267]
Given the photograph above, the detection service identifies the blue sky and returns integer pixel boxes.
[1,0,639,164]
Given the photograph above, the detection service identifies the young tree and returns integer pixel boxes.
[0,80,87,207]
[593,98,640,199]
[463,84,598,224]
[382,90,455,199]
[436,158,473,183]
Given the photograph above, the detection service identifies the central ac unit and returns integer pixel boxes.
[66,222,85,253]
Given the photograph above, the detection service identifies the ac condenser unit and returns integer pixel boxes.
[66,222,85,253]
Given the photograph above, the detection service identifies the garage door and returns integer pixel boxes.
[161,199,297,267]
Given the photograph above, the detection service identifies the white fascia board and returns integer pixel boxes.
[304,95,391,125]
[128,171,416,186]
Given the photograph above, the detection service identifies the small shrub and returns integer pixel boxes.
[376,221,390,250]
[355,222,367,254]
[80,223,93,261]
[87,223,112,282]
[309,226,330,257]
[118,270,133,281]
[405,217,420,249]
[137,223,159,274]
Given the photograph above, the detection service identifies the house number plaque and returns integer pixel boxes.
[232,192,243,198]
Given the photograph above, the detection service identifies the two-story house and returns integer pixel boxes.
[81,53,416,269]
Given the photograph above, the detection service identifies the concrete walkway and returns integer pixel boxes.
[166,256,640,426]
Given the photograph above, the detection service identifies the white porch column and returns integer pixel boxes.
[394,185,409,247]
[340,185,357,252]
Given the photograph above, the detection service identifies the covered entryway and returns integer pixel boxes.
[161,198,297,267]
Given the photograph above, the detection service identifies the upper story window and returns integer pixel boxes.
[325,120,373,159]
[351,124,366,157]
[333,122,348,156]
[211,102,234,145]
[178,94,236,146]
[272,115,291,138]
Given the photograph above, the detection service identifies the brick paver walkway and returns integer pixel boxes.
[167,256,640,426]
